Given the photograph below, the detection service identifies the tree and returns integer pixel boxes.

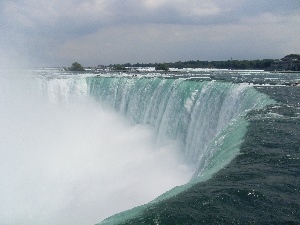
[68,62,85,71]
[155,63,169,71]
[112,64,127,71]
[283,54,300,60]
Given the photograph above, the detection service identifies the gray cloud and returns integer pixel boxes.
[1,0,299,66]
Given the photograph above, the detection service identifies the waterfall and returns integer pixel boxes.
[0,71,275,225]
[88,77,273,180]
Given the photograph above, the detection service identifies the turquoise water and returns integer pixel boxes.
[88,77,273,165]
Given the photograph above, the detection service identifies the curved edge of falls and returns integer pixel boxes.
[85,77,275,225]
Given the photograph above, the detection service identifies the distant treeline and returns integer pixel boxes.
[111,59,274,70]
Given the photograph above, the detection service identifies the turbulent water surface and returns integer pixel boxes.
[0,69,299,225]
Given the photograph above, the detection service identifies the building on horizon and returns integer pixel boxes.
[271,54,300,71]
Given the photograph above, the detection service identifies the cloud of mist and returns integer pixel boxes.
[0,74,194,225]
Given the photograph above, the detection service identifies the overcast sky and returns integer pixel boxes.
[1,0,300,67]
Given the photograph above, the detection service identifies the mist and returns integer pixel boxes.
[0,73,193,225]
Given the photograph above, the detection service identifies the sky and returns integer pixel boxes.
[0,0,300,67]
